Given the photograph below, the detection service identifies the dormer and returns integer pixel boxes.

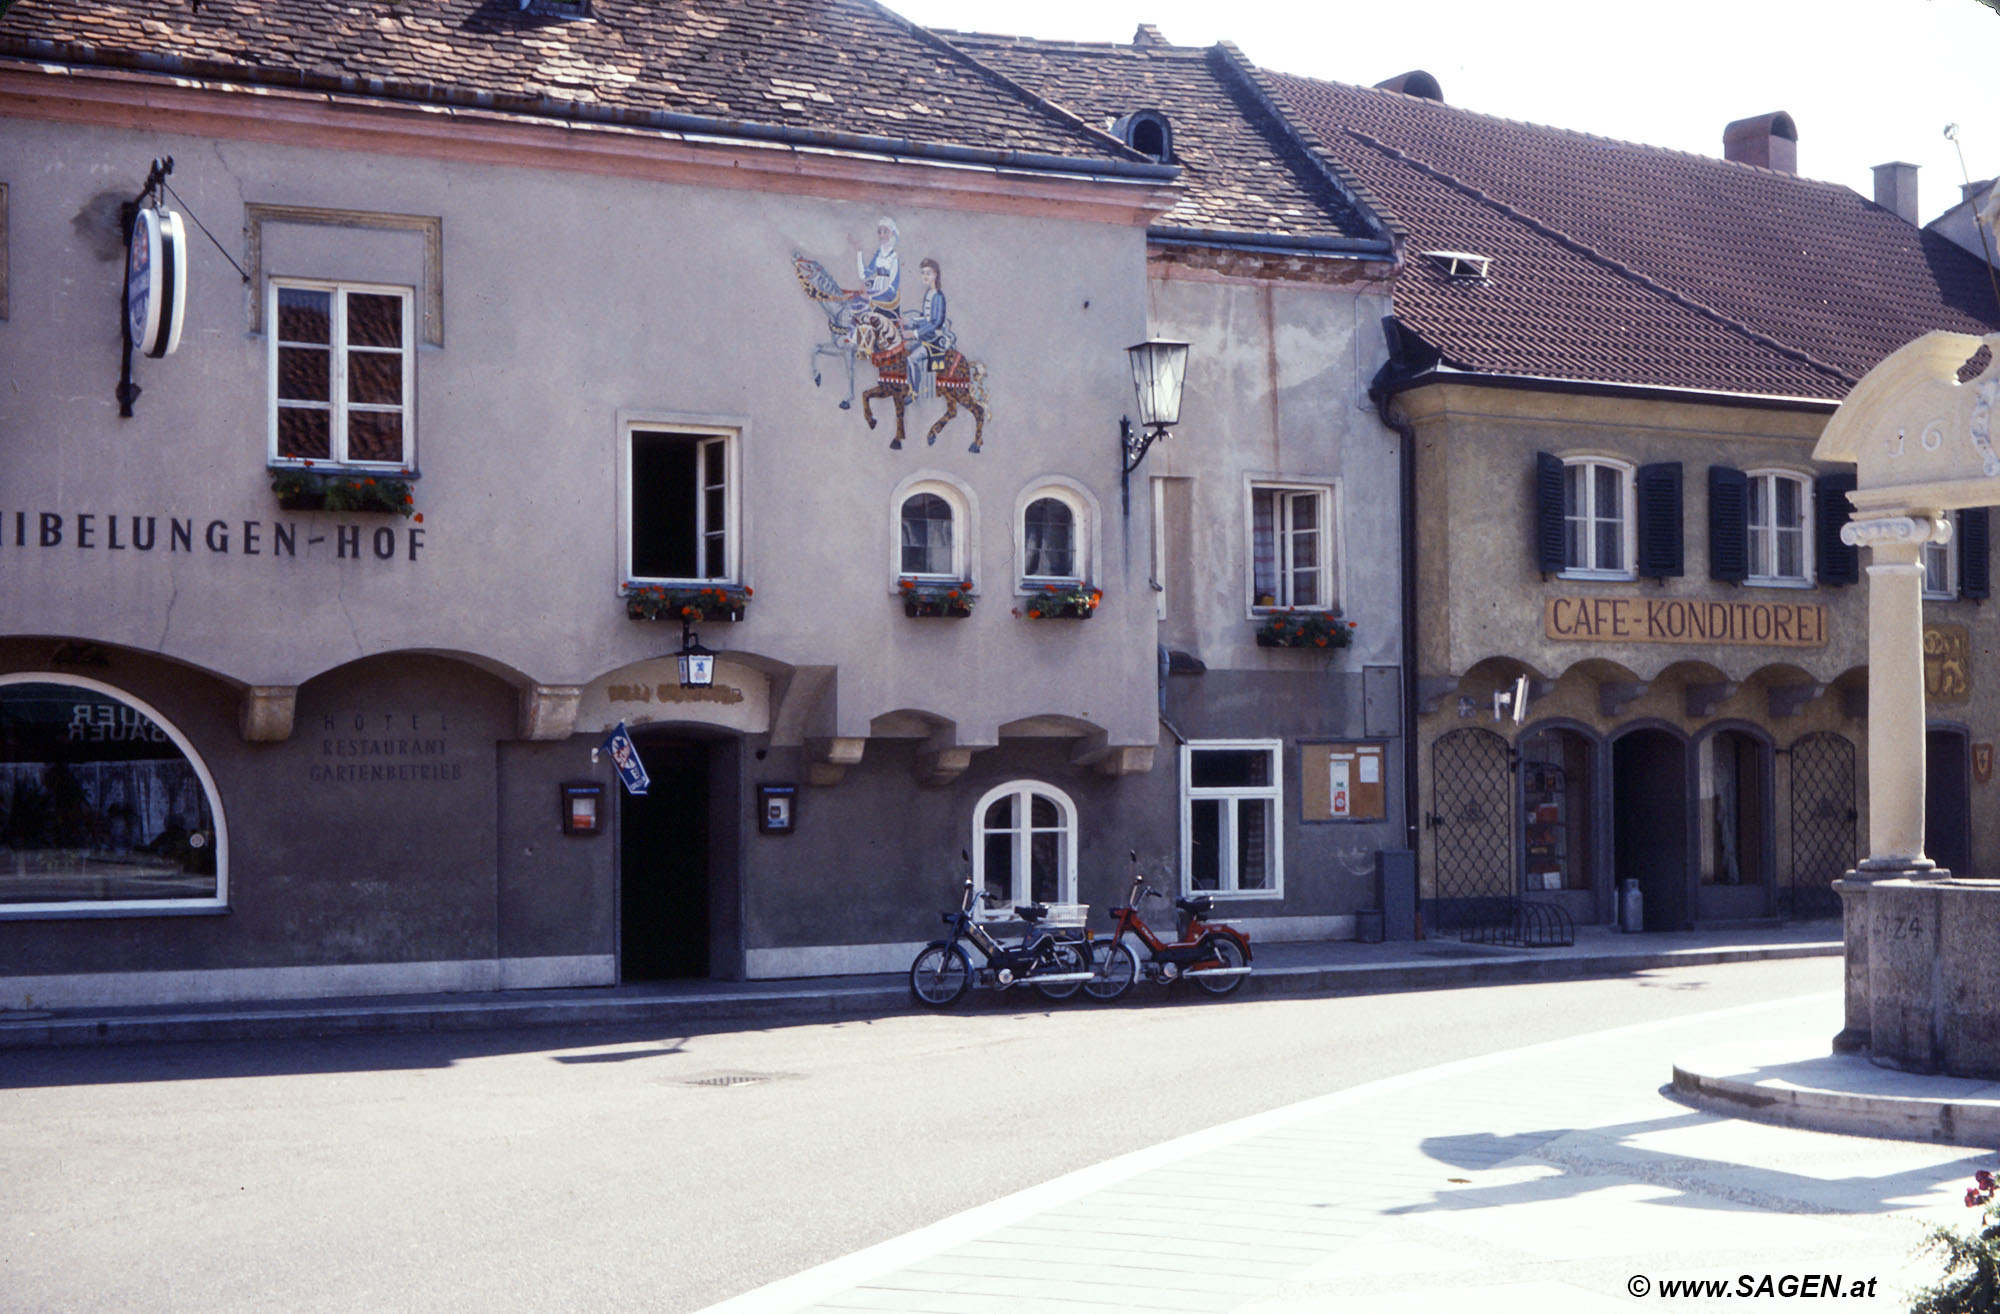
[1111,109,1174,164]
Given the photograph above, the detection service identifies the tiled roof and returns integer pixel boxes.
[936,31,1379,245]
[0,0,1146,168]
[1268,71,2000,400]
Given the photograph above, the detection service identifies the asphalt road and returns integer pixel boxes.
[0,957,1838,1314]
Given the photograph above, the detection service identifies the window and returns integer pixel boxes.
[1182,741,1283,897]
[1251,484,1334,609]
[1023,497,1078,580]
[1924,533,1957,599]
[270,280,413,469]
[1519,729,1594,892]
[622,425,737,585]
[901,493,956,577]
[890,478,973,584]
[0,676,225,917]
[1745,472,1811,585]
[974,781,1075,915]
[1561,459,1630,576]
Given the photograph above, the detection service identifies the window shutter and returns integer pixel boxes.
[1635,462,1684,578]
[1962,508,1991,600]
[1814,472,1858,586]
[1534,452,1565,574]
[1708,465,1748,582]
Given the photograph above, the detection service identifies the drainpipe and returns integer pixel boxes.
[1368,320,1430,891]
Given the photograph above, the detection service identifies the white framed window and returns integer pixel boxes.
[1181,740,1283,898]
[1016,480,1098,588]
[0,675,227,918]
[1561,458,1633,577]
[269,279,414,470]
[890,476,974,584]
[1925,520,1959,599]
[973,780,1076,917]
[1250,482,1337,610]
[1746,470,1812,586]
[620,422,739,585]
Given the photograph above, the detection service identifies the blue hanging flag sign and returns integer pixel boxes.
[603,722,650,795]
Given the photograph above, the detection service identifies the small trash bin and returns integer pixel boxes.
[1355,909,1385,943]
[1376,849,1417,941]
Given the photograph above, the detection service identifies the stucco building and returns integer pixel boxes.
[1268,74,2000,929]
[0,2,1410,1008]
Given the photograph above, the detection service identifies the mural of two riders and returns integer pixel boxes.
[793,216,990,452]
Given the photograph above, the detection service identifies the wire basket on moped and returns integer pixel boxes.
[909,875,1096,1008]
[1083,854,1253,1001]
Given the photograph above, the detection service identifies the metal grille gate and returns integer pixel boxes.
[1787,731,1855,920]
[1427,727,1515,934]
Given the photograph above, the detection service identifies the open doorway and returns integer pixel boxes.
[619,737,710,980]
[1927,727,1973,879]
[1613,728,1689,931]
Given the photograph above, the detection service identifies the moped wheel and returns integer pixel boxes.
[1191,936,1247,996]
[1032,942,1088,1001]
[1082,939,1137,1002]
[909,945,972,1008]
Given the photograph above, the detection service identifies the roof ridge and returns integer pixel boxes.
[872,5,1153,164]
[934,28,1210,59]
[1341,127,1858,388]
[1211,42,1404,249]
[1267,67,1871,202]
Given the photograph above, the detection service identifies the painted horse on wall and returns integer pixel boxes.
[792,253,861,409]
[851,311,989,453]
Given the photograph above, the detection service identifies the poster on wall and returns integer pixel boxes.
[1302,742,1387,823]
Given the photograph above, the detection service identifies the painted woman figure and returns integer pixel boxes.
[904,257,956,373]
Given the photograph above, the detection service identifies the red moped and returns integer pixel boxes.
[1084,857,1253,1001]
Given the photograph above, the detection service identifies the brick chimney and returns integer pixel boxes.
[1723,112,1798,173]
[1873,162,1920,224]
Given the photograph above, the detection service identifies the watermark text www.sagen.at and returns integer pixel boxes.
[1627,1273,1880,1298]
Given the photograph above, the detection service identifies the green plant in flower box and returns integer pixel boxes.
[898,577,974,618]
[624,583,753,622]
[1255,609,1355,649]
[1019,582,1103,619]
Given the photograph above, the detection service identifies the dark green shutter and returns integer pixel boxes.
[1814,472,1858,586]
[1635,462,1683,578]
[1963,508,1991,600]
[1708,465,1748,582]
[1534,452,1565,574]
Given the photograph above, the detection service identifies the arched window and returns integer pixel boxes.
[1698,728,1769,886]
[1518,726,1594,892]
[973,781,1076,916]
[900,492,956,578]
[0,675,226,915]
[1022,496,1078,581]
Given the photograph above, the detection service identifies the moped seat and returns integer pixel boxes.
[1014,904,1049,923]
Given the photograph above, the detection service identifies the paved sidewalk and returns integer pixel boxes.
[695,993,1995,1314]
[0,920,1841,1048]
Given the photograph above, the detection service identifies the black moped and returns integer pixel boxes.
[908,878,1095,1008]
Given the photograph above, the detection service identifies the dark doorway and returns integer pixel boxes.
[1613,729,1689,931]
[620,738,710,980]
[1927,728,1973,879]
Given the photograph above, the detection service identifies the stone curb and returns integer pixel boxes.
[1672,1049,2000,1149]
[0,940,1839,1050]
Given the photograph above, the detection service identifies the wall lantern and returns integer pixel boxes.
[560,781,604,836]
[676,620,717,689]
[1121,338,1190,511]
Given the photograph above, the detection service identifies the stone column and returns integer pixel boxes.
[1840,514,1947,872]
[1833,513,1948,1056]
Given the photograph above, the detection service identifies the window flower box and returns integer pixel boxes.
[625,583,752,623]
[271,466,417,518]
[899,578,974,618]
[1017,582,1102,620]
[1255,610,1355,649]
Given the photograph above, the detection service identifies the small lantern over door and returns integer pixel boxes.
[676,621,717,689]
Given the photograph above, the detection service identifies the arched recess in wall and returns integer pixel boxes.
[0,673,228,916]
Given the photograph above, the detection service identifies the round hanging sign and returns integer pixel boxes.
[125,207,187,359]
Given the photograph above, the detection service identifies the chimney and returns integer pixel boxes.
[1723,112,1798,173]
[1873,162,1920,224]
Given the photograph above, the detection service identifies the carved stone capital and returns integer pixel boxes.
[239,686,297,742]
[518,685,583,741]
[1840,514,1951,549]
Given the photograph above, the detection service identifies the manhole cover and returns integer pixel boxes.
[683,1072,789,1088]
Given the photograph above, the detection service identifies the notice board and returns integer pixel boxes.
[1302,741,1387,823]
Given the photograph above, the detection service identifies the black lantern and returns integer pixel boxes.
[676,620,716,689]
[1121,338,1190,511]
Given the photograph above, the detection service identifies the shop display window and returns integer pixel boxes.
[1519,728,1592,892]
